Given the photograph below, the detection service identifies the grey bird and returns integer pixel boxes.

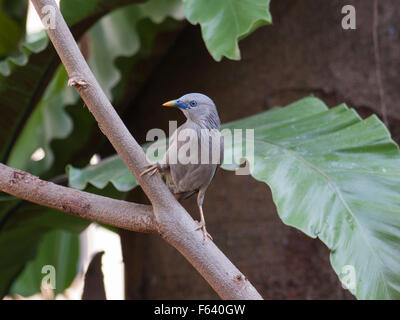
[141,93,224,241]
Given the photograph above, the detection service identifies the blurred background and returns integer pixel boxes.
[0,0,399,299]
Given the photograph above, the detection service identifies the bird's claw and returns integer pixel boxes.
[195,221,213,242]
[140,164,161,177]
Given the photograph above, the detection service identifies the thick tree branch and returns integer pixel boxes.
[0,164,155,233]
[25,0,263,300]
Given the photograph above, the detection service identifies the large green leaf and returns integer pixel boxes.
[0,204,90,297]
[0,32,51,164]
[7,66,77,175]
[4,0,183,176]
[87,0,183,99]
[67,97,400,299]
[223,97,400,299]
[0,0,24,58]
[67,155,137,191]
[60,0,145,26]
[0,66,81,298]
[3,0,28,30]
[111,10,184,106]
[183,0,272,61]
[66,140,163,190]
[0,183,125,298]
[0,0,142,164]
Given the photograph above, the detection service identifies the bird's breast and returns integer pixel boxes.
[165,124,223,194]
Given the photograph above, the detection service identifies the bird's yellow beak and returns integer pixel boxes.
[162,100,177,107]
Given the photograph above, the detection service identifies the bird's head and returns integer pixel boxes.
[162,93,221,129]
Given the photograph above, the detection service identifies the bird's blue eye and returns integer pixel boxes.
[189,100,198,107]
